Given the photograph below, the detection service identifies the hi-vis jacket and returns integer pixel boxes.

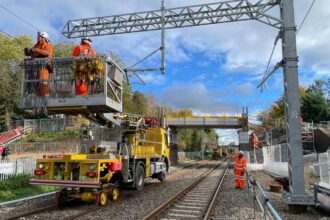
[72,43,96,56]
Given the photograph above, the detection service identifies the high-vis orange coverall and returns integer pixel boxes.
[72,43,96,96]
[234,156,247,189]
[31,41,53,96]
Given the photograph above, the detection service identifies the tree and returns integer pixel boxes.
[258,79,330,127]
[301,80,330,123]
[0,35,34,131]
[131,91,148,115]
[53,41,75,57]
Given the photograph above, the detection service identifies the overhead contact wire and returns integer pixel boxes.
[0,3,40,31]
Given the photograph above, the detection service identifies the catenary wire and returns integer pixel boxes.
[0,3,39,31]
[259,0,317,90]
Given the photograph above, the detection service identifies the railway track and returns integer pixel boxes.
[5,161,207,220]
[143,159,230,220]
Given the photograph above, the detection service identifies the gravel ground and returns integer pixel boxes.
[251,169,329,220]
[212,167,264,220]
[0,194,56,220]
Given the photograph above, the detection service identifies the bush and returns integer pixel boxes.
[0,175,57,202]
[0,174,31,191]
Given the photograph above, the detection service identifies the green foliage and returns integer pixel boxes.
[0,35,34,131]
[258,79,330,127]
[0,35,33,61]
[0,36,77,132]
[0,175,57,202]
[53,41,75,57]
[301,80,330,123]
[131,91,148,115]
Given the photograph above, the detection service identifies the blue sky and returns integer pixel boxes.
[1,0,329,144]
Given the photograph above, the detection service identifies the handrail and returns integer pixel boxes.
[247,171,282,220]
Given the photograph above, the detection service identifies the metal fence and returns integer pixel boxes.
[178,151,202,158]
[0,158,36,181]
[247,171,282,220]
[24,118,68,133]
[262,144,289,163]
[319,150,330,189]
[13,118,68,133]
[6,141,80,156]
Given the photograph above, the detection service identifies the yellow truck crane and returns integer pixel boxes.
[22,56,170,205]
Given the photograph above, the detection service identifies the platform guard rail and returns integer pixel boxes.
[247,171,282,220]
[21,55,123,114]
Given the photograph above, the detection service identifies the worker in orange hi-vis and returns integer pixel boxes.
[72,37,96,56]
[72,37,96,96]
[252,133,260,149]
[24,32,53,96]
[234,151,247,190]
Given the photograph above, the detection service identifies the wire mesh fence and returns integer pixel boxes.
[319,150,330,189]
[6,141,80,156]
[24,118,68,133]
[0,158,36,181]
[12,118,68,133]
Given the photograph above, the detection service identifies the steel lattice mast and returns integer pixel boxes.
[61,0,314,206]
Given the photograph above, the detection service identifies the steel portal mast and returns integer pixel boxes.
[62,0,313,206]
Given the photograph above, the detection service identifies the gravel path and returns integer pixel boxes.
[212,167,264,220]
[252,170,328,220]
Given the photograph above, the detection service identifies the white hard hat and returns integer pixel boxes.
[38,32,50,42]
[238,151,244,156]
[81,37,92,43]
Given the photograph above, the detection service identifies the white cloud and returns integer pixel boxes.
[233,82,254,97]
[217,129,238,145]
[158,82,239,114]
[137,72,166,85]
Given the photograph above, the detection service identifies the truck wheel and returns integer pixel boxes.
[110,187,120,201]
[135,165,145,192]
[157,162,167,182]
[56,189,68,206]
[98,191,108,206]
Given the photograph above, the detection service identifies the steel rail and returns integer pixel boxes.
[7,204,58,220]
[203,159,230,220]
[0,191,56,208]
[143,159,229,220]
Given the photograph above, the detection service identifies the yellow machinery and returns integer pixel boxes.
[30,114,170,205]
[23,56,171,205]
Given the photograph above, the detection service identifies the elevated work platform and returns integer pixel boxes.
[166,116,248,130]
[21,56,124,114]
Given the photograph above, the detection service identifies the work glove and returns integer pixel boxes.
[24,48,35,56]
[24,47,31,56]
